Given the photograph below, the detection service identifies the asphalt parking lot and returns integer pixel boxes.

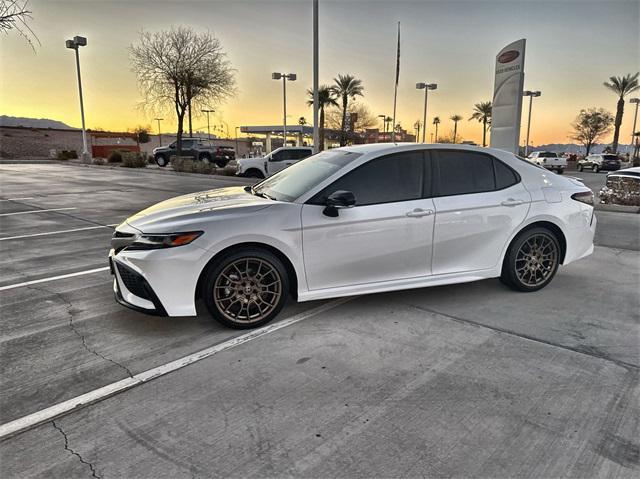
[1,163,639,478]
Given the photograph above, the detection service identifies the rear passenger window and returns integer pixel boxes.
[435,151,495,196]
[494,159,518,189]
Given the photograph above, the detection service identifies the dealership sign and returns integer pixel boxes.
[490,39,526,154]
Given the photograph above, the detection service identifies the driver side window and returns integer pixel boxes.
[309,151,425,206]
[271,150,291,162]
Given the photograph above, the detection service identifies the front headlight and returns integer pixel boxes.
[126,231,203,251]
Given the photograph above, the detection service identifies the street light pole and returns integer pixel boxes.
[523,90,541,156]
[416,82,437,143]
[235,126,240,155]
[154,118,164,147]
[312,0,319,153]
[201,109,215,140]
[272,72,297,148]
[630,98,639,153]
[66,36,89,162]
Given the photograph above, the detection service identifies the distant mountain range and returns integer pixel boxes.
[0,115,76,130]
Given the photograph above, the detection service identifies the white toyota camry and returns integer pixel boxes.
[109,144,596,329]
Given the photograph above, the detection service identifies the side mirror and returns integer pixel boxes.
[323,190,356,217]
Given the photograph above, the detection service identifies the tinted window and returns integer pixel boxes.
[311,151,424,206]
[435,151,495,196]
[540,151,558,157]
[271,150,291,161]
[494,159,519,189]
[291,149,312,160]
[603,155,618,161]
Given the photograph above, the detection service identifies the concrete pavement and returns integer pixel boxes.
[1,163,638,478]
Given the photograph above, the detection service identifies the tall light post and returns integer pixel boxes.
[154,118,164,146]
[378,114,386,140]
[201,109,215,140]
[65,35,89,162]
[413,120,421,143]
[630,98,639,153]
[523,90,541,156]
[272,72,297,147]
[416,82,437,143]
[312,0,319,153]
[235,126,240,155]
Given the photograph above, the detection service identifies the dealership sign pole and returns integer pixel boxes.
[489,39,526,154]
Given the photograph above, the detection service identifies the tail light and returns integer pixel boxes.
[571,190,593,205]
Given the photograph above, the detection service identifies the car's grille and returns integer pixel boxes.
[116,263,150,300]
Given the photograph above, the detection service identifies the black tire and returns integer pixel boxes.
[155,154,168,167]
[199,153,211,163]
[202,248,290,329]
[577,164,583,172]
[215,159,228,168]
[501,227,560,292]
[245,169,264,179]
[593,164,600,173]
[556,168,564,174]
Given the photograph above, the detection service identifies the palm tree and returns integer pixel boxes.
[450,114,463,143]
[432,116,441,142]
[298,117,307,126]
[603,72,639,153]
[307,85,338,151]
[384,116,393,135]
[469,101,492,147]
[331,74,364,146]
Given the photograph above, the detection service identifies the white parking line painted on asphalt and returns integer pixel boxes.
[0,297,351,440]
[0,207,76,217]
[0,224,118,241]
[0,267,110,292]
[0,197,35,201]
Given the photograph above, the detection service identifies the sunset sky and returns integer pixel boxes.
[1,0,638,146]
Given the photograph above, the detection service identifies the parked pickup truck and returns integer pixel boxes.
[236,146,313,178]
[153,139,235,168]
[526,151,566,174]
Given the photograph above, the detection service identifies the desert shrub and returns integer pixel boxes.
[171,157,219,174]
[108,150,123,163]
[121,152,147,168]
[57,150,78,160]
[93,158,106,165]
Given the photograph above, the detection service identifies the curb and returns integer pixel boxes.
[594,204,640,214]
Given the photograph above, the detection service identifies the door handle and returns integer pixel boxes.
[501,198,524,206]
[406,208,434,218]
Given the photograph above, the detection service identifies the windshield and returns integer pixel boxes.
[540,152,558,157]
[252,149,362,202]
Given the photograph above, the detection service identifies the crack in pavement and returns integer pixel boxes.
[51,421,101,479]
[26,283,135,378]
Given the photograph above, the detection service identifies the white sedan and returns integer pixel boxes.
[109,144,596,329]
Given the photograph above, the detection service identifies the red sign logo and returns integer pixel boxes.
[498,50,519,64]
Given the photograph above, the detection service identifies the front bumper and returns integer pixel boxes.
[110,254,168,316]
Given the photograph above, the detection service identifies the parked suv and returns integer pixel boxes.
[577,154,621,173]
[526,151,567,174]
[236,146,313,178]
[153,139,233,168]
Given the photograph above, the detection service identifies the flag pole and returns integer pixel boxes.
[391,22,400,143]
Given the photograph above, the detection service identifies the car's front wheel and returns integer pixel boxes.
[203,248,289,329]
[593,164,600,172]
[501,227,560,292]
[577,164,583,172]
[155,154,168,167]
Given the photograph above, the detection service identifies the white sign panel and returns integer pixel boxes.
[490,39,526,154]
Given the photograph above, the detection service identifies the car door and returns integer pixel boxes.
[431,149,531,275]
[266,149,293,175]
[301,150,435,291]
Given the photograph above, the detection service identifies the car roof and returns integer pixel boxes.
[611,166,640,174]
[334,142,513,157]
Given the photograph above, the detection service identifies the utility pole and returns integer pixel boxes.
[312,0,319,153]
[523,90,541,156]
[272,72,297,147]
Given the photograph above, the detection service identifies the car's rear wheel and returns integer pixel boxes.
[501,227,560,292]
[203,249,289,329]
[577,164,583,172]
[199,153,211,163]
[155,154,168,167]
[556,168,564,174]
[593,164,600,172]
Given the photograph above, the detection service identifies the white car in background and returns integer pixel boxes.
[527,151,567,174]
[110,144,596,329]
[236,146,313,178]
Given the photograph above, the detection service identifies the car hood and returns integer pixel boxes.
[125,186,273,232]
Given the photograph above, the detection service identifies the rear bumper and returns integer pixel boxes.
[110,254,168,316]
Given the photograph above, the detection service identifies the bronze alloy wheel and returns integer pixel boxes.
[501,227,561,292]
[514,232,558,287]
[212,257,283,324]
